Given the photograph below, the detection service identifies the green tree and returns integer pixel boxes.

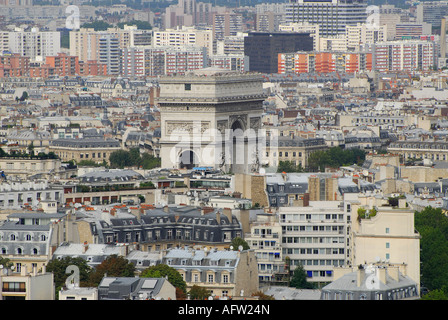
[415,207,448,292]
[289,264,315,289]
[141,264,187,297]
[141,153,161,169]
[109,149,161,169]
[81,20,112,31]
[19,91,29,101]
[87,255,135,287]
[0,257,13,269]
[420,289,448,300]
[46,257,93,297]
[306,147,366,172]
[188,285,210,300]
[277,160,303,173]
[109,149,134,168]
[230,237,250,250]
[117,20,152,30]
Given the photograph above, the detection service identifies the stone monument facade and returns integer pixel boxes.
[157,68,267,174]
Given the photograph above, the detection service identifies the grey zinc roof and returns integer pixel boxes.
[263,286,321,300]
[78,169,144,182]
[50,138,120,148]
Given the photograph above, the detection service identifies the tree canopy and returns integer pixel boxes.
[117,20,152,30]
[109,148,160,169]
[188,285,210,300]
[415,207,448,295]
[81,20,112,31]
[230,237,250,250]
[306,147,366,172]
[141,264,187,297]
[87,255,135,287]
[46,257,93,298]
[289,264,315,289]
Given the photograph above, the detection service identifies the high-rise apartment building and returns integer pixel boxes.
[8,27,60,60]
[164,0,221,29]
[69,26,152,62]
[215,32,247,55]
[213,12,243,41]
[0,53,29,77]
[255,12,283,32]
[244,32,313,73]
[393,22,431,40]
[416,1,448,28]
[345,23,387,51]
[372,40,436,72]
[278,201,351,284]
[45,53,80,76]
[152,27,213,55]
[121,46,207,77]
[208,54,248,72]
[285,0,368,37]
[278,51,373,74]
[279,22,321,51]
[99,35,121,75]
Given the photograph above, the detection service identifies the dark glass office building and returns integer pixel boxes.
[244,32,313,74]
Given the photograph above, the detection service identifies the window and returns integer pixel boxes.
[185,83,191,91]
[222,274,229,283]
[2,282,26,292]
[208,274,214,283]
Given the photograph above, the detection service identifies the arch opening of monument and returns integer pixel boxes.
[178,149,198,170]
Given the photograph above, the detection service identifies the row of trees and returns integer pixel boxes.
[109,148,161,169]
[277,147,366,173]
[80,20,152,31]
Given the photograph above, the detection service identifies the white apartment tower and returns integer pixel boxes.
[8,27,60,60]
[285,0,368,37]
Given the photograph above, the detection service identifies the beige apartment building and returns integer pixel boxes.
[152,26,214,55]
[70,26,151,62]
[162,247,259,299]
[48,138,121,165]
[0,157,63,179]
[350,205,421,291]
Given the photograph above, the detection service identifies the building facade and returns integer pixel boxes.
[157,68,266,173]
[285,0,368,37]
[244,32,313,73]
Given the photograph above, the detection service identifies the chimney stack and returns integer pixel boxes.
[356,265,365,287]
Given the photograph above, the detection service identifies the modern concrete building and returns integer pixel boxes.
[153,26,214,55]
[244,32,313,73]
[372,40,436,72]
[278,200,352,284]
[285,0,368,37]
[8,27,60,60]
